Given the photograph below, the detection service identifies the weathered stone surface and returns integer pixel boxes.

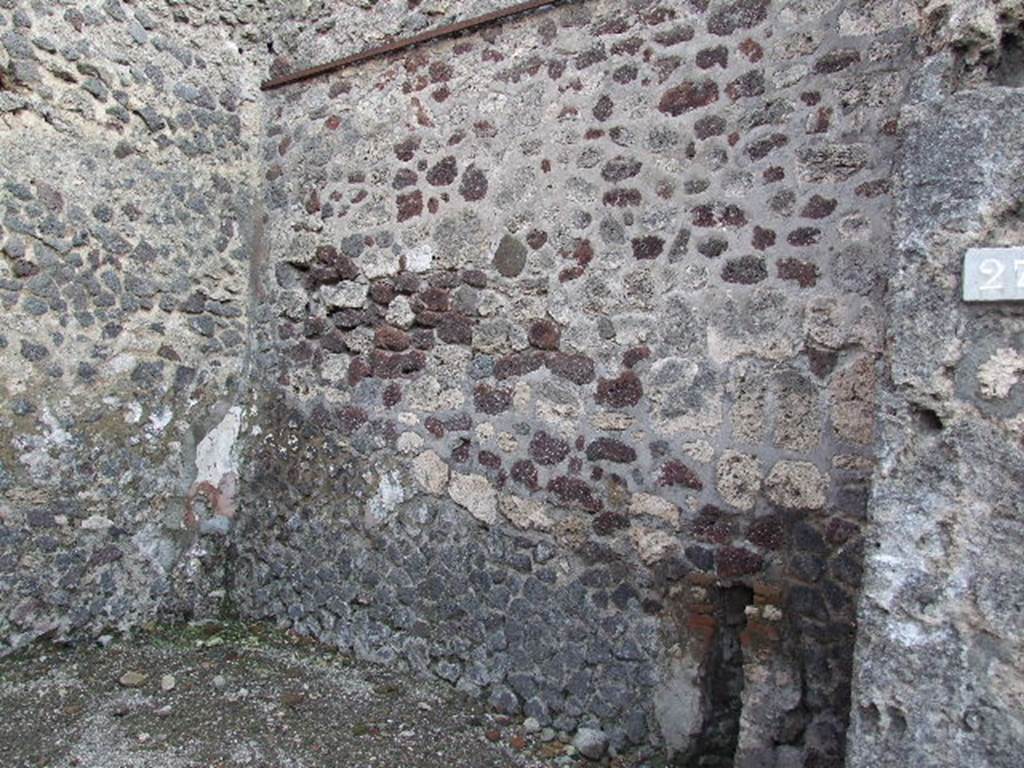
[0,0,263,649]
[500,495,553,531]
[448,473,498,525]
[573,728,609,760]
[493,235,527,278]
[631,527,679,565]
[830,357,877,445]
[9,3,1004,767]
[659,80,720,115]
[716,452,762,511]
[412,450,449,495]
[849,81,1024,768]
[629,493,679,527]
[764,461,827,510]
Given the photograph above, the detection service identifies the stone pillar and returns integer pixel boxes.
[849,7,1024,764]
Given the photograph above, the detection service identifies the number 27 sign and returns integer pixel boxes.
[963,248,1024,302]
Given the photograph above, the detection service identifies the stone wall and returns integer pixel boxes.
[2,1,1022,765]
[848,3,1024,766]
[0,0,270,647]
[235,1,918,762]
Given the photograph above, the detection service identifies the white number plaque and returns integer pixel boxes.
[963,248,1024,302]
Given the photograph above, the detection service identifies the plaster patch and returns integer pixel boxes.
[366,470,406,526]
[655,653,704,757]
[405,244,434,272]
[148,408,173,433]
[194,407,242,487]
[81,515,114,530]
[18,407,74,480]
[125,402,143,424]
[977,347,1024,399]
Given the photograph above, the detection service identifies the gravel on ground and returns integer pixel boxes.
[0,621,661,768]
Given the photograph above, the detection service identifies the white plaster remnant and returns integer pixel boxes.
[124,402,143,424]
[977,347,1024,399]
[321,281,368,309]
[148,408,173,433]
[404,244,434,272]
[655,653,704,758]
[18,407,74,481]
[194,407,242,488]
[366,470,406,527]
[107,354,138,376]
[133,522,180,574]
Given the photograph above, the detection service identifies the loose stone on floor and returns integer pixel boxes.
[0,621,655,768]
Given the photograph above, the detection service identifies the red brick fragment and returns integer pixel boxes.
[623,346,651,369]
[603,189,643,207]
[586,438,637,463]
[632,236,665,260]
[739,38,763,62]
[511,460,539,490]
[547,476,602,512]
[747,515,785,550]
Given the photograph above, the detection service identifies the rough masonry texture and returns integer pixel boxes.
[1,1,1022,766]
[0,0,271,647]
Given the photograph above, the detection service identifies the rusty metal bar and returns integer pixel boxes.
[261,0,572,91]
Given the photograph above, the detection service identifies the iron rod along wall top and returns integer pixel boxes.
[261,0,574,91]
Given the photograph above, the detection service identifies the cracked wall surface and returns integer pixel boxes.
[1,1,1022,766]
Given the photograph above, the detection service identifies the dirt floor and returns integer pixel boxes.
[0,621,661,768]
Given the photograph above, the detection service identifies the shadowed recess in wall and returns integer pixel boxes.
[680,585,753,768]
[990,31,1024,86]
